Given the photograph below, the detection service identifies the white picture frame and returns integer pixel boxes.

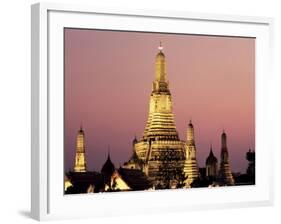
[31,2,274,221]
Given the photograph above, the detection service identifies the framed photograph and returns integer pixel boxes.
[31,2,274,221]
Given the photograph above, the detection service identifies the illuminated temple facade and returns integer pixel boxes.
[132,44,198,187]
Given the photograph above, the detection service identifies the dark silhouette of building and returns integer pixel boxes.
[246,149,255,180]
[101,151,116,186]
[205,145,218,179]
[112,167,152,191]
[232,149,255,185]
[65,171,104,194]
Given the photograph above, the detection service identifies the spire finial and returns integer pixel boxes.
[107,145,110,158]
[158,41,163,51]
[133,134,137,144]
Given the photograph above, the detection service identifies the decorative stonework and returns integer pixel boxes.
[134,44,185,187]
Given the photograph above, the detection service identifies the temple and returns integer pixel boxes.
[64,43,251,194]
[183,121,199,185]
[74,126,87,172]
[65,127,104,194]
[218,130,235,185]
[101,150,116,187]
[205,145,218,179]
[133,43,186,188]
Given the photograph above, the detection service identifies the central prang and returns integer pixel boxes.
[127,43,199,189]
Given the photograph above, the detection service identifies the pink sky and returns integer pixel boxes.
[64,28,255,173]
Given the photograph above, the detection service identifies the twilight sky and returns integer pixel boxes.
[64,28,255,173]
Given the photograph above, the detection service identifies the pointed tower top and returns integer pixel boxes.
[107,145,111,159]
[158,41,163,51]
[156,41,165,58]
[154,42,167,87]
[187,120,195,143]
[221,129,227,150]
[222,129,226,137]
[206,145,218,164]
[80,121,83,128]
[78,123,84,134]
[101,147,115,175]
[188,120,193,128]
[133,135,138,144]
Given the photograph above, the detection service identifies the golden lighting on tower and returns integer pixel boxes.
[74,126,87,172]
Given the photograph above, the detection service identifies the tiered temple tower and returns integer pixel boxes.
[218,130,235,185]
[74,126,87,172]
[183,121,199,185]
[134,43,185,187]
[205,145,218,178]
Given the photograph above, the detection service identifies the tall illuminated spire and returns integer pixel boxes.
[183,120,199,186]
[218,130,235,185]
[187,120,195,144]
[134,43,185,186]
[153,42,169,91]
[74,126,87,172]
[143,43,178,140]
